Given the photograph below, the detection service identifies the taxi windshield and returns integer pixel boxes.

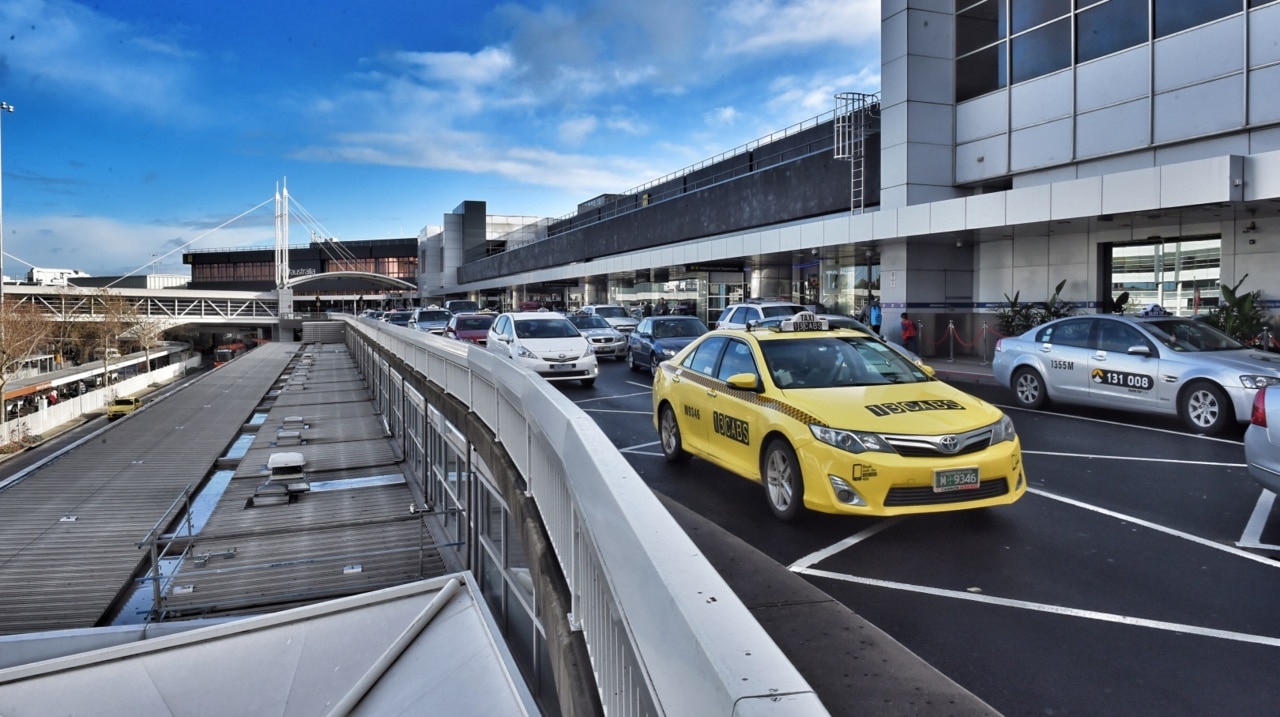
[1142,318,1245,352]
[760,336,929,388]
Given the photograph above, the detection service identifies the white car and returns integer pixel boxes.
[714,300,808,330]
[486,312,599,387]
[1245,386,1280,493]
[580,305,639,334]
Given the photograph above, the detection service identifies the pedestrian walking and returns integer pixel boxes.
[900,312,918,354]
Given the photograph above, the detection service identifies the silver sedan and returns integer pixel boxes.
[992,314,1280,435]
[1245,386,1280,492]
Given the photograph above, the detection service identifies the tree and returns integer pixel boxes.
[0,299,54,421]
[996,280,1075,336]
[81,289,133,385]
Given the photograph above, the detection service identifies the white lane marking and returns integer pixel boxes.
[1029,487,1280,568]
[1000,404,1243,444]
[626,380,655,389]
[620,440,662,454]
[788,519,903,571]
[1023,450,1245,468]
[795,568,1280,648]
[1238,489,1280,552]
[574,390,652,404]
[581,408,652,415]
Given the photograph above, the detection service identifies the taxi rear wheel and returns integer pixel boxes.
[763,439,804,522]
[659,404,690,463]
[1011,367,1048,409]
[1179,381,1230,435]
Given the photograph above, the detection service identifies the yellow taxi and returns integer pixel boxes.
[652,312,1026,520]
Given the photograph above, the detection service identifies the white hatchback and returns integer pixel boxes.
[486,312,599,387]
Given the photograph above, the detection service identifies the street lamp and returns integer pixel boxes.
[0,101,11,349]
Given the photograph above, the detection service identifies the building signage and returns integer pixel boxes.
[684,263,745,273]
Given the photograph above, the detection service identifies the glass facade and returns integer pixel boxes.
[956,0,1252,102]
[1109,237,1222,315]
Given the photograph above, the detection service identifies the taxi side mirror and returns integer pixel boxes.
[919,363,936,377]
[726,373,761,392]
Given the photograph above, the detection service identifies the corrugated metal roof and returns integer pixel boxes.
[0,343,299,636]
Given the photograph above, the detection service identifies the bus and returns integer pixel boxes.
[213,342,248,367]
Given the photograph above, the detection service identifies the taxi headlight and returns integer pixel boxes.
[1241,375,1280,389]
[810,425,895,454]
[990,414,1017,444]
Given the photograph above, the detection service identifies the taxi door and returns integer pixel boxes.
[1032,317,1095,403]
[669,336,730,455]
[1087,320,1162,412]
[703,338,767,479]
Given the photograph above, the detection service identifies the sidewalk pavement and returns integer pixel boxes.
[927,353,1001,387]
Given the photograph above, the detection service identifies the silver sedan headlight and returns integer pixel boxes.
[810,425,895,454]
[1240,375,1280,389]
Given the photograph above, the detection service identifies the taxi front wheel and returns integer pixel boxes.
[763,439,804,522]
[659,404,690,463]
[1179,381,1230,435]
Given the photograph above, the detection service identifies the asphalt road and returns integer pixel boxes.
[568,356,1280,717]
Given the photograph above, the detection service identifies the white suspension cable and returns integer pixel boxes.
[105,196,274,289]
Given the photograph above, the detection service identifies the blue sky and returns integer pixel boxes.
[0,0,880,278]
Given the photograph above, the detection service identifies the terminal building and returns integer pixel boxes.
[418,0,1280,356]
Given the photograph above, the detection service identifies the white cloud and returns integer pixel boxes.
[712,0,881,56]
[558,116,599,145]
[0,0,198,119]
[4,213,270,277]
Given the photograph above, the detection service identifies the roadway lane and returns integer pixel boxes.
[571,359,1280,717]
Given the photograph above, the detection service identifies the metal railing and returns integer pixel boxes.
[346,316,825,715]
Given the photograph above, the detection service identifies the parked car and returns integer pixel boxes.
[444,313,496,345]
[383,309,415,327]
[579,305,640,334]
[651,311,1024,520]
[992,314,1280,435]
[107,397,143,420]
[444,299,480,315]
[411,307,453,334]
[567,313,627,360]
[713,300,808,329]
[1245,386,1280,493]
[486,312,599,387]
[626,315,709,375]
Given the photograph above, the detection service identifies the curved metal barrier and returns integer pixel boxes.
[342,316,826,716]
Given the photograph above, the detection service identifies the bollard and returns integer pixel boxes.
[981,321,989,365]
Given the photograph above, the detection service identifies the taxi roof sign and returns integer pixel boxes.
[780,311,827,332]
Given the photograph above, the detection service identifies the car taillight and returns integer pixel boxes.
[1251,387,1268,428]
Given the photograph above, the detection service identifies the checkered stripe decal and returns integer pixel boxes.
[660,365,828,427]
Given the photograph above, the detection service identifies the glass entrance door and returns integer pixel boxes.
[1107,237,1220,316]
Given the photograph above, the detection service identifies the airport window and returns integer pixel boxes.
[957,0,1005,55]
[1011,18,1071,83]
[957,43,1007,102]
[1011,0,1070,34]
[1077,0,1148,63]
[1154,0,1242,38]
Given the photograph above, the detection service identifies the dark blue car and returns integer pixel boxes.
[626,315,709,375]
